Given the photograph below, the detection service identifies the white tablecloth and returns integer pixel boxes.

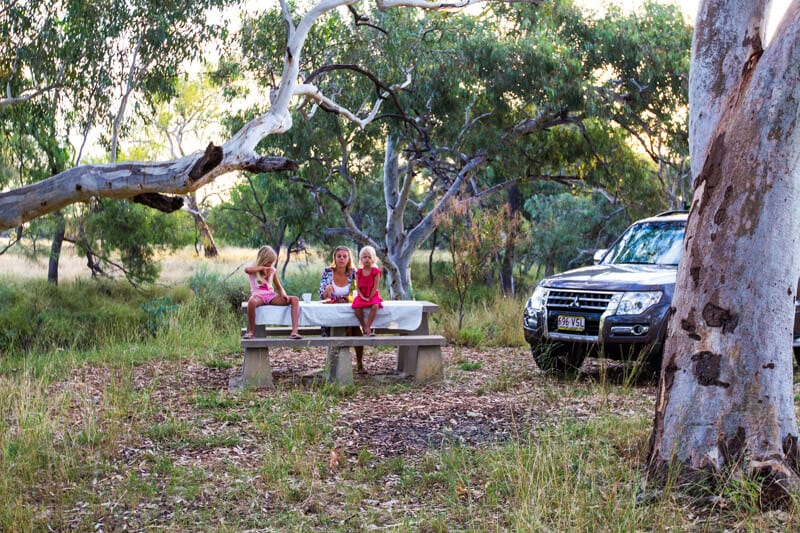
[254,300,424,331]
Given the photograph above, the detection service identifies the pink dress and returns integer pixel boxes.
[352,267,383,309]
[248,271,277,304]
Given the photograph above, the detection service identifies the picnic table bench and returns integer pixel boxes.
[230,300,445,389]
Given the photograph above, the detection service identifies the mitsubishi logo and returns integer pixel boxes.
[569,296,581,308]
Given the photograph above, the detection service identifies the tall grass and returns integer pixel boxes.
[0,249,795,530]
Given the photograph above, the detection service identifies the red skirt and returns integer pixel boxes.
[352,294,383,309]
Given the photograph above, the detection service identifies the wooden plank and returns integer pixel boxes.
[241,335,446,349]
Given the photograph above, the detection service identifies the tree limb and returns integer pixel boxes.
[0,0,538,232]
[132,193,184,213]
[376,0,541,10]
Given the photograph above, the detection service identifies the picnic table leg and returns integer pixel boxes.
[229,347,273,390]
[414,345,443,384]
[325,326,354,385]
[325,346,354,385]
[396,313,429,377]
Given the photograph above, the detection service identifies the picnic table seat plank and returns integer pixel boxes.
[241,335,445,349]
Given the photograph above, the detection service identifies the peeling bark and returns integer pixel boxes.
[649,0,800,497]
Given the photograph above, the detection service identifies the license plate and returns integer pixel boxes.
[557,315,585,332]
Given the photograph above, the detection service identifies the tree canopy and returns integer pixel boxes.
[1,0,690,292]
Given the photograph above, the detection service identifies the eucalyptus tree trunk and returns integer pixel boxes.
[381,137,477,299]
[382,137,415,299]
[500,185,522,296]
[186,194,218,258]
[47,210,66,285]
[649,0,800,493]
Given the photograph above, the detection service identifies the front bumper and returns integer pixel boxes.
[523,302,670,355]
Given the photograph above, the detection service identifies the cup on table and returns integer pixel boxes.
[302,293,312,303]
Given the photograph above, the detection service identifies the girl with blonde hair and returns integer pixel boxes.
[244,246,301,339]
[352,245,383,336]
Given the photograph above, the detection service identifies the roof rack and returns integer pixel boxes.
[655,210,689,217]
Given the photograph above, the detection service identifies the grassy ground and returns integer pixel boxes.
[0,245,798,531]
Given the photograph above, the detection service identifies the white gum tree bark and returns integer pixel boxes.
[0,0,540,232]
[649,0,800,494]
[322,136,484,299]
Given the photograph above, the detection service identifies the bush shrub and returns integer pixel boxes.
[0,278,147,354]
[188,267,247,315]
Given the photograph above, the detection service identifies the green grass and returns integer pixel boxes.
[0,264,798,531]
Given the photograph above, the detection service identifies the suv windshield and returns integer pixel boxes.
[602,220,685,266]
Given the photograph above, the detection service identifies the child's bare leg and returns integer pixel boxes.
[348,327,364,371]
[246,295,265,337]
[354,308,367,333]
[288,295,300,335]
[365,304,378,335]
[355,347,364,371]
[269,295,301,337]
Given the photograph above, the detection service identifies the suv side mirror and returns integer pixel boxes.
[593,249,607,265]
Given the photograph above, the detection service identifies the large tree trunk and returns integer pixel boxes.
[649,0,800,493]
[380,136,482,299]
[384,251,413,300]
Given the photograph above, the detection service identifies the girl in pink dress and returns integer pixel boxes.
[244,245,301,339]
[352,245,383,336]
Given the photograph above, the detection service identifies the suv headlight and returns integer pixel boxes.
[610,291,662,315]
[527,285,547,311]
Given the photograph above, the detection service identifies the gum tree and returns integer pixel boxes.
[224,1,689,298]
[649,0,800,495]
[0,0,541,232]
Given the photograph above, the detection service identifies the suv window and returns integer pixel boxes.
[602,220,685,266]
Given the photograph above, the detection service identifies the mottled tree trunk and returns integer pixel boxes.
[47,211,65,285]
[649,0,800,492]
[500,185,522,296]
[186,194,218,258]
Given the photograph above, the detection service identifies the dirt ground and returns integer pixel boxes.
[57,346,658,463]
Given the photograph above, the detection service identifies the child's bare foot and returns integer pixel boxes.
[243,332,255,339]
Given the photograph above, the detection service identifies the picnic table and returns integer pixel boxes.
[231,300,445,389]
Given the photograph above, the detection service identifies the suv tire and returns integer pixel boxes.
[531,342,586,376]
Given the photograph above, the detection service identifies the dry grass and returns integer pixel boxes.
[0,243,328,284]
[3,245,799,530]
[3,343,796,531]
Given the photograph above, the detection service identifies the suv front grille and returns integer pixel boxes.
[544,290,618,339]
[546,290,616,311]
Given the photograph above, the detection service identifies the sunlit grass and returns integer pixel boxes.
[0,248,798,530]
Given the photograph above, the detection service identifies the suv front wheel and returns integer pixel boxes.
[531,342,587,375]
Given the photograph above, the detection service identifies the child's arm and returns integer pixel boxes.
[244,263,262,275]
[272,273,287,297]
[369,271,381,299]
[355,273,368,300]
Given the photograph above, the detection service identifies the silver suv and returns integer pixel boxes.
[523,211,800,374]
